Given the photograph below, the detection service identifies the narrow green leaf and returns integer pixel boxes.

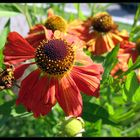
[11,104,32,118]
[105,102,115,115]
[130,4,140,40]
[131,4,140,31]
[132,86,140,103]
[102,45,119,80]
[0,3,21,12]
[0,19,10,67]
[0,3,22,17]
[122,56,140,76]
[122,59,140,102]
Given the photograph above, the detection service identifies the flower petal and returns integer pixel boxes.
[26,24,53,48]
[47,8,55,17]
[56,75,82,117]
[30,76,56,118]
[14,62,35,79]
[16,69,41,106]
[75,47,93,66]
[4,32,35,64]
[71,65,103,97]
[95,35,110,55]
[16,69,56,118]
[106,33,115,49]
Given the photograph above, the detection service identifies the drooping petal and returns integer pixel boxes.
[29,76,57,118]
[111,32,123,44]
[114,29,129,40]
[95,35,110,55]
[16,69,41,106]
[71,64,103,97]
[16,69,56,118]
[106,33,115,49]
[3,32,35,65]
[56,75,82,117]
[14,62,35,79]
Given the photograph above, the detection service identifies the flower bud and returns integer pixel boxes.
[61,116,85,137]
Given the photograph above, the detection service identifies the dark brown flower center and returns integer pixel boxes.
[44,15,67,32]
[35,39,75,77]
[92,13,116,33]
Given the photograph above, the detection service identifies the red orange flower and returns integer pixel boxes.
[3,29,103,118]
[67,12,129,55]
[111,40,139,76]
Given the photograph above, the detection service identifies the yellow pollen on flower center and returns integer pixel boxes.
[92,13,116,33]
[35,39,75,78]
[44,15,67,32]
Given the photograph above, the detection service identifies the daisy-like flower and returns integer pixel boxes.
[3,29,103,118]
[67,12,129,55]
[111,40,139,77]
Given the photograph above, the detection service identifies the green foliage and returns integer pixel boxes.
[0,19,10,68]
[122,59,139,102]
[102,45,119,80]
[0,3,22,17]
[130,3,140,41]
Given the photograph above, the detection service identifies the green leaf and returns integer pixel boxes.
[113,109,135,123]
[0,3,22,17]
[105,102,115,115]
[93,119,102,136]
[132,86,140,103]
[82,101,117,126]
[0,19,10,67]
[0,99,15,116]
[130,26,140,42]
[110,126,121,137]
[102,45,119,80]
[130,4,140,33]
[122,56,140,76]
[122,59,140,102]
[11,104,32,118]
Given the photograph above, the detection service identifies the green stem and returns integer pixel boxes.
[24,3,32,28]
[77,4,80,19]
[91,4,96,16]
[6,89,16,97]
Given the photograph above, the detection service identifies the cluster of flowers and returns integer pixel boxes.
[2,9,140,118]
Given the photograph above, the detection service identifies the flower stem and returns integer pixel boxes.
[24,3,32,28]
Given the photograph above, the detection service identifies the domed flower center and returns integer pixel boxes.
[92,13,116,33]
[44,15,67,32]
[35,39,75,77]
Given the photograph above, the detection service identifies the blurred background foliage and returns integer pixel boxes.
[0,3,140,137]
